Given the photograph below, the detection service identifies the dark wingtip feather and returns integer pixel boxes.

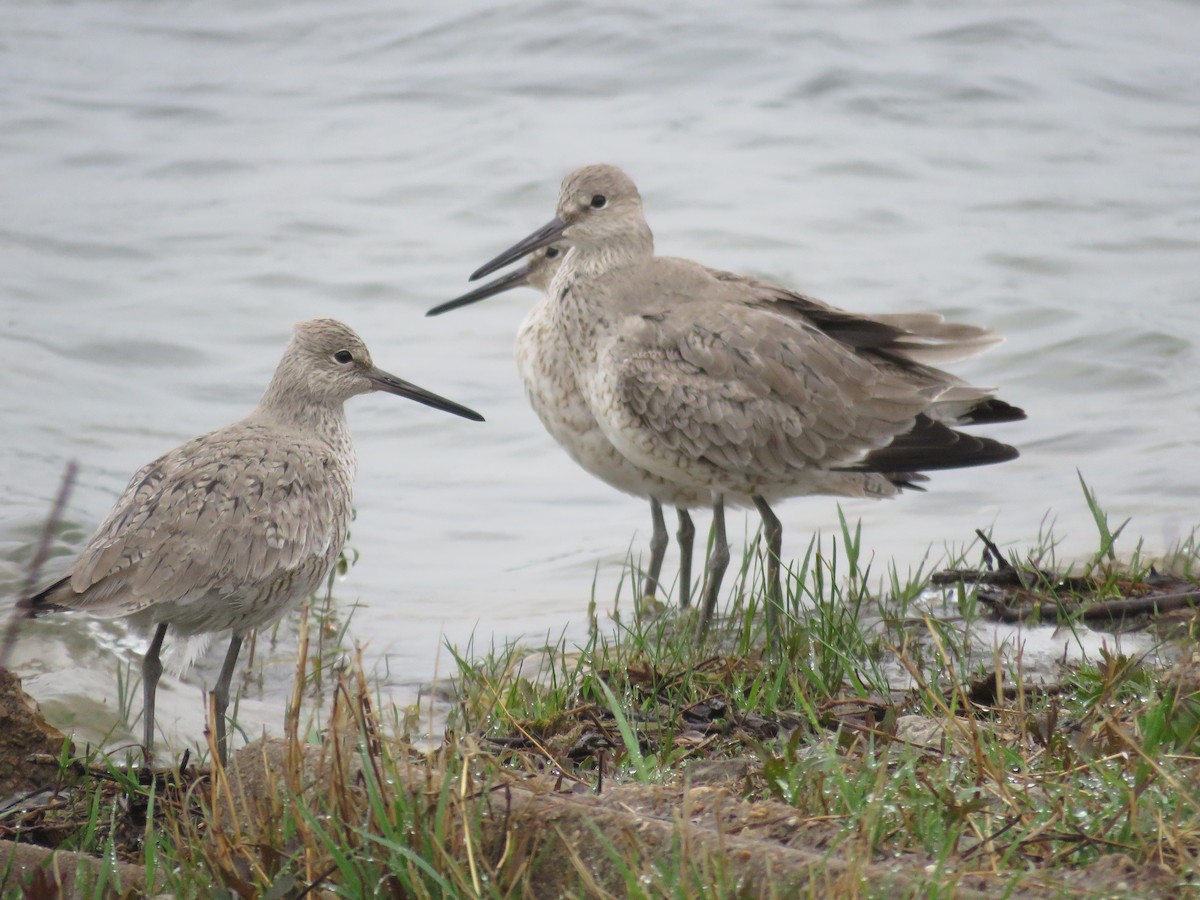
[16,575,71,618]
[886,473,929,492]
[844,416,1020,475]
[960,398,1026,426]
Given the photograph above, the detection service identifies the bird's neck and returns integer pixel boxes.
[255,376,353,445]
[549,229,654,375]
[565,223,654,282]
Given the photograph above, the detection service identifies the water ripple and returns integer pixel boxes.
[0,228,154,261]
[3,0,1199,742]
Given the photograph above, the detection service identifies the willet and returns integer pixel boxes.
[19,318,484,762]
[470,164,1025,644]
[429,247,707,606]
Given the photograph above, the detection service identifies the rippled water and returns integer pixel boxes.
[3,1,1198,750]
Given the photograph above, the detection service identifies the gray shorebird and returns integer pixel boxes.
[429,247,706,606]
[20,318,483,761]
[469,165,1024,645]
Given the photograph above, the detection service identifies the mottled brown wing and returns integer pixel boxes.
[57,423,349,615]
[596,303,932,486]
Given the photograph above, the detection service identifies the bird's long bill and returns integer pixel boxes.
[368,368,485,421]
[470,217,566,281]
[426,266,530,317]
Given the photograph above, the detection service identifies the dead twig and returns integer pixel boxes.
[978,589,1200,625]
[0,461,78,669]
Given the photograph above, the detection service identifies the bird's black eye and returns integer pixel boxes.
[333,350,354,364]
[545,246,560,259]
[589,194,607,209]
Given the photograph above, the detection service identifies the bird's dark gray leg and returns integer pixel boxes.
[696,495,729,644]
[754,496,783,646]
[643,498,669,599]
[676,508,695,609]
[212,632,244,766]
[142,622,169,759]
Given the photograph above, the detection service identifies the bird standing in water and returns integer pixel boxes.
[21,318,483,762]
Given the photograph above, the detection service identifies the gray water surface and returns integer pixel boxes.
[3,0,1198,751]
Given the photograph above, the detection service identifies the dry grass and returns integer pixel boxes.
[4,493,1200,897]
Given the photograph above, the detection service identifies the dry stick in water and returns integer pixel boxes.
[979,588,1200,625]
[0,461,78,669]
[974,528,1016,572]
[971,526,1200,623]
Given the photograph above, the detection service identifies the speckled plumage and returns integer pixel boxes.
[469,164,1024,644]
[22,318,482,759]
[56,413,356,638]
[434,249,707,605]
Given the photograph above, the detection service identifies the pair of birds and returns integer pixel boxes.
[19,164,1022,763]
[431,164,1023,639]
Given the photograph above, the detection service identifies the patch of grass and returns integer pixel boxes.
[4,484,1200,896]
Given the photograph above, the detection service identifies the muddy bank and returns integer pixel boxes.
[1,685,1182,898]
